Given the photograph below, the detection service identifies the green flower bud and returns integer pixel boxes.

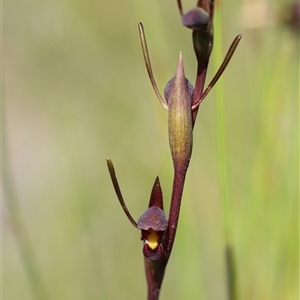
[164,53,193,169]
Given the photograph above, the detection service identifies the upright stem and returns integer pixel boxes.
[145,257,165,300]
[3,113,49,300]
[192,62,208,124]
[166,166,189,254]
[213,8,237,300]
[144,164,189,300]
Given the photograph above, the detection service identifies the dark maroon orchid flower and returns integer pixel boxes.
[106,159,168,261]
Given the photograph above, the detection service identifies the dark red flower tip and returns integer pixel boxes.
[182,7,210,31]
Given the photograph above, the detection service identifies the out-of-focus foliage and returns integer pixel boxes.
[3,0,298,299]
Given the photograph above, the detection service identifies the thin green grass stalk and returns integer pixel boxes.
[250,34,299,298]
[3,115,49,300]
[213,8,237,300]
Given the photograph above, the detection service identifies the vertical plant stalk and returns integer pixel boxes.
[165,53,193,255]
[3,118,49,300]
[144,54,193,300]
[213,8,237,300]
[108,2,241,299]
[165,165,189,254]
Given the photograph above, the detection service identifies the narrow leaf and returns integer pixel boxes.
[106,158,138,228]
[138,22,168,110]
[192,34,242,110]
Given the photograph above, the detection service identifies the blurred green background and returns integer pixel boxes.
[3,0,299,299]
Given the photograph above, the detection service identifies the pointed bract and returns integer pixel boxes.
[148,176,164,209]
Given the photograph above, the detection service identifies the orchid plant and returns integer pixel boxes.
[107,1,241,299]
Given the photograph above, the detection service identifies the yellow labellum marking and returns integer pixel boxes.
[147,229,159,250]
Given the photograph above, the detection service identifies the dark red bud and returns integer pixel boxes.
[182,7,210,31]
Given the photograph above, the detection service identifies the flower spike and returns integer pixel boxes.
[107,0,242,297]
[138,22,168,110]
[106,158,138,228]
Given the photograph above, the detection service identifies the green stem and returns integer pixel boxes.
[3,112,49,300]
[213,8,237,300]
